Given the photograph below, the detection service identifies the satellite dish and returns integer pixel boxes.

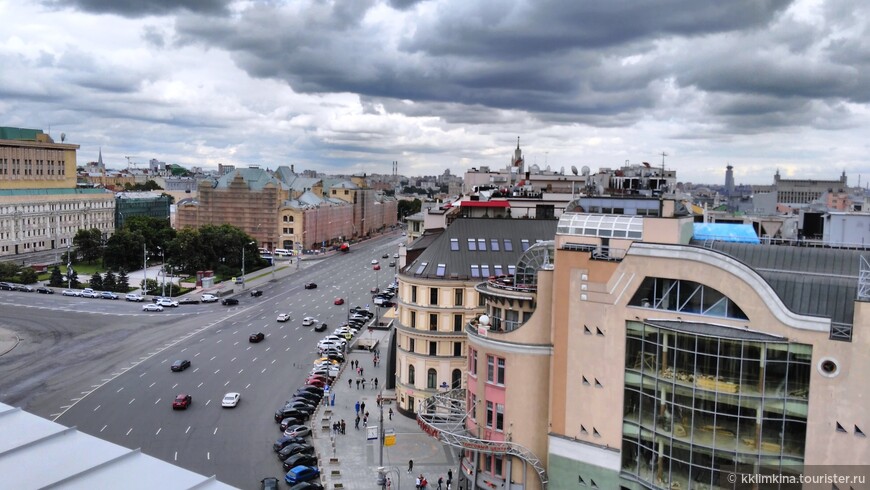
[60,133,66,142]
[581,166,590,176]
[571,165,578,175]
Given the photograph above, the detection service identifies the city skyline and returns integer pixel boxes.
[3,0,869,185]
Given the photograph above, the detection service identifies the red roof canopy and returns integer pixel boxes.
[459,200,510,208]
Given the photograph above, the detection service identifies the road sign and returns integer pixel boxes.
[367,426,378,441]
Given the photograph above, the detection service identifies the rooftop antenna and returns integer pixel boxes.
[60,133,66,143]
[660,151,668,192]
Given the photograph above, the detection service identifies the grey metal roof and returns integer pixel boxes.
[406,229,445,252]
[402,218,558,280]
[274,166,322,192]
[699,241,862,326]
[215,168,285,191]
[644,320,786,342]
[0,403,236,490]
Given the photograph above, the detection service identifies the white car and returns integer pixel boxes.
[334,327,357,336]
[221,392,240,408]
[62,289,81,297]
[393,253,399,258]
[317,340,340,351]
[200,293,219,303]
[81,289,100,298]
[125,293,144,302]
[322,335,347,345]
[156,298,179,307]
[371,259,379,265]
[143,304,164,312]
[302,317,317,326]
[277,313,291,322]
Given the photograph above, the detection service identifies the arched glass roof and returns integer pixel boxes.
[514,241,554,288]
[557,213,644,239]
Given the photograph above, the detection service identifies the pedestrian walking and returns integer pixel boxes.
[362,378,366,389]
[355,401,360,416]
[386,477,392,489]
[360,367,364,377]
[340,419,346,434]
[421,476,428,489]
[374,377,379,389]
[438,476,443,490]
[354,415,360,429]
[361,401,366,414]
[389,408,393,420]
[363,415,368,428]
[415,476,421,489]
[356,379,360,389]
[408,459,414,474]
[348,378,352,388]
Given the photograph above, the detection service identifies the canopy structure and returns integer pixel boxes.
[693,223,760,243]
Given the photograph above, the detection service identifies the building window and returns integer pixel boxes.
[429,341,437,355]
[429,313,438,331]
[496,404,504,431]
[490,238,499,251]
[427,368,437,389]
[471,265,480,277]
[435,264,446,277]
[410,311,417,329]
[430,287,438,305]
[493,265,503,276]
[497,358,505,384]
[408,365,415,385]
[415,262,427,275]
[480,265,490,277]
[477,238,486,251]
[454,314,464,332]
[487,355,495,382]
[468,238,477,251]
[503,239,513,251]
[486,401,494,428]
[409,338,415,352]
[454,288,463,306]
[521,239,530,251]
[470,348,477,375]
[411,286,418,303]
[452,368,462,388]
[450,238,459,251]
[454,342,462,357]
[629,277,749,320]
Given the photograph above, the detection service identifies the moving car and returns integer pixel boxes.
[172,394,192,409]
[125,293,144,302]
[333,297,344,305]
[382,253,389,258]
[170,359,191,372]
[371,259,379,265]
[302,317,317,326]
[221,392,241,407]
[261,477,280,490]
[285,466,320,485]
[373,264,381,270]
[156,298,179,307]
[143,304,164,312]
[36,287,54,294]
[394,253,399,258]
[250,332,265,343]
[201,293,219,303]
[221,298,239,306]
[389,261,396,267]
[100,291,119,300]
[178,297,199,305]
[304,283,317,289]
[277,313,291,322]
[251,289,263,297]
[314,323,327,332]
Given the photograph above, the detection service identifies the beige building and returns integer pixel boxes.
[0,127,114,262]
[415,196,869,490]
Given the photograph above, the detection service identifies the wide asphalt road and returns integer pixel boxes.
[0,232,405,489]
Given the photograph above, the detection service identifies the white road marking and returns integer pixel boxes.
[245,383,251,389]
[139,372,146,378]
[71,397,82,402]
[149,382,156,388]
[286,347,291,352]
[238,369,244,374]
[101,425,107,432]
[252,357,257,363]
[129,398,135,405]
[261,368,267,373]
[265,347,271,352]
[116,387,124,393]
[299,337,303,341]
[214,369,220,374]
[181,347,187,352]
[216,339,222,344]
[246,346,252,351]
[271,359,276,364]
[173,383,178,389]
[213,427,218,435]
[193,367,199,373]
[205,399,211,406]
[186,426,191,434]
[198,382,204,388]
[207,451,211,460]
[231,357,237,362]
[174,451,178,461]
[233,330,238,334]
[194,352,200,357]
[156,427,161,436]
[155,398,161,404]
[283,334,288,339]
[210,356,216,361]
[224,380,230,386]
[126,428,133,436]
[93,405,100,411]
[234,341,239,346]
[60,405,71,409]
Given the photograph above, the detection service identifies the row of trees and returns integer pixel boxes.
[0,262,39,284]
[46,267,131,292]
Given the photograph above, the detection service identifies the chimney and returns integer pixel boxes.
[291,164,295,174]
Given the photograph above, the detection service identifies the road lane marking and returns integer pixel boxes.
[93,405,100,411]
[224,381,230,386]
[210,356,216,361]
[233,330,238,334]
[216,339,222,344]
[139,372,146,378]
[299,337,303,341]
[286,347,291,352]
[231,357,236,362]
[271,359,276,364]
[129,398,135,404]
[234,341,239,346]
[149,382,156,388]
[181,347,187,352]
[283,334,288,339]
[126,428,132,436]
[193,367,199,373]
[116,387,124,393]
[217,329,222,333]
[205,399,210,406]
[173,383,178,389]
[214,369,220,374]
[71,397,82,402]
[245,383,251,389]
[265,347,271,352]
[197,382,204,388]
[238,369,243,374]
[101,425,107,432]
[156,428,161,436]
[262,368,267,373]
[174,451,178,461]
[252,357,257,363]
[207,451,210,460]
[186,426,191,434]
[213,427,218,435]
[60,405,71,409]
[194,352,200,357]
[155,398,161,404]
[246,346,252,351]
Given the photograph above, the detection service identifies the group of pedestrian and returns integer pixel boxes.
[331,419,346,435]
[407,463,452,490]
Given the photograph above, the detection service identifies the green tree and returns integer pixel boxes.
[68,269,80,289]
[104,229,144,272]
[89,272,104,290]
[49,266,64,287]
[73,228,103,263]
[141,278,159,295]
[19,268,38,284]
[103,271,117,292]
[117,270,130,293]
[0,262,21,281]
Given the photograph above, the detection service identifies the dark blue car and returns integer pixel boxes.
[285,465,320,484]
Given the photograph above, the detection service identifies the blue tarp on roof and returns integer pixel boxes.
[693,223,760,243]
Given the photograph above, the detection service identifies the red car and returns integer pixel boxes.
[334,297,344,305]
[373,264,380,270]
[305,378,327,388]
[172,393,192,410]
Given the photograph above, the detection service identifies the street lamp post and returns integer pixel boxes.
[157,246,166,297]
[241,240,255,290]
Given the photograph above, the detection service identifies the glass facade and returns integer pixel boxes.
[621,321,810,489]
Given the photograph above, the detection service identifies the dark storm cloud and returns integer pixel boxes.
[41,0,231,17]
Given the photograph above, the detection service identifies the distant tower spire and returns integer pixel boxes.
[517,136,520,149]
[98,147,103,168]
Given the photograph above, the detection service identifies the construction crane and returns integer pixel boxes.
[125,156,143,170]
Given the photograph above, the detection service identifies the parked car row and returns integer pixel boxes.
[0,282,57,294]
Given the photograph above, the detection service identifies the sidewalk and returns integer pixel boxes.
[310,322,458,490]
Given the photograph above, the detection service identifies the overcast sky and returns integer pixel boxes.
[2,0,869,185]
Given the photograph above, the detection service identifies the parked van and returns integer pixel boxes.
[274,248,292,256]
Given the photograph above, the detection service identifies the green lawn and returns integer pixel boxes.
[37,262,110,281]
